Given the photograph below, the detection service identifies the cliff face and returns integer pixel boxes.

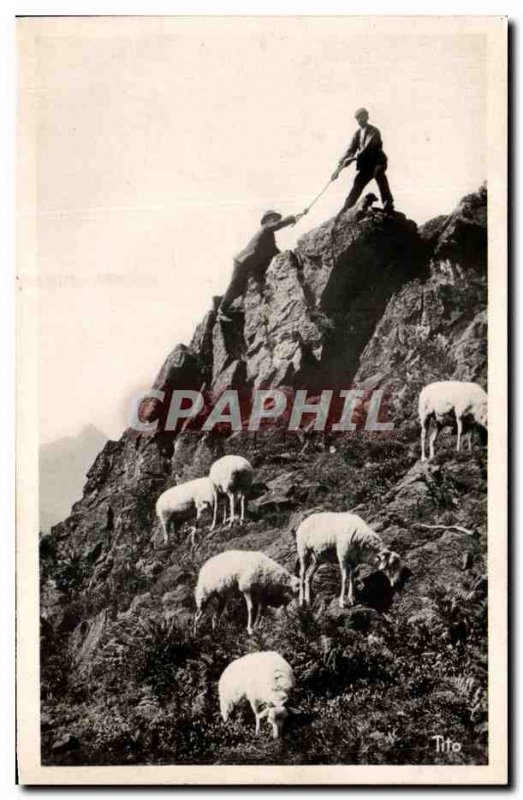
[40,186,488,767]
[354,185,487,416]
[141,186,485,420]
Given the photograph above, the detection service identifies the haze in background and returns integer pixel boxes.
[18,17,486,443]
[39,424,108,532]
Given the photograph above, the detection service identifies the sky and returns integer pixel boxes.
[17,17,487,443]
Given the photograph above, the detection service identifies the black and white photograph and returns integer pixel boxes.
[15,14,507,785]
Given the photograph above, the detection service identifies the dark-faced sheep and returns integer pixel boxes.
[296,511,402,608]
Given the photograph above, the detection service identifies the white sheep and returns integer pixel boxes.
[296,512,402,608]
[193,550,300,635]
[209,455,254,527]
[419,380,488,461]
[155,477,217,545]
[218,651,296,739]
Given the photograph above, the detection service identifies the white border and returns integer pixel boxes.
[9,8,511,791]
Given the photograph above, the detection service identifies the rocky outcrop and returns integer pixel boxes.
[198,209,425,392]
[135,189,486,416]
[353,185,488,418]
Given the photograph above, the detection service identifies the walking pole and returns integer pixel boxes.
[301,158,356,216]
[303,176,336,215]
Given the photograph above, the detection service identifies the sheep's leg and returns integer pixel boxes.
[347,568,356,607]
[251,598,261,629]
[467,429,473,452]
[212,596,226,630]
[420,415,429,462]
[243,590,255,634]
[193,603,206,634]
[188,526,198,548]
[227,492,235,527]
[251,700,263,735]
[222,498,227,526]
[240,493,246,525]
[456,415,463,452]
[305,558,319,605]
[339,564,347,608]
[429,420,441,460]
[255,602,265,628]
[298,554,307,606]
[210,490,218,532]
[159,514,169,544]
[189,506,203,547]
[301,553,311,604]
[252,595,265,629]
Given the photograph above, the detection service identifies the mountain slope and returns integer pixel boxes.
[40,187,488,767]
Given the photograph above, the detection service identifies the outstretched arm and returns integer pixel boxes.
[265,214,298,231]
[332,130,359,179]
[339,130,360,163]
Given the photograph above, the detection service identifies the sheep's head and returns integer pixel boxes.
[266,575,300,607]
[476,401,488,429]
[280,575,300,605]
[261,705,298,739]
[376,548,403,586]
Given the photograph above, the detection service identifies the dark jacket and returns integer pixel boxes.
[233,216,296,279]
[341,123,387,172]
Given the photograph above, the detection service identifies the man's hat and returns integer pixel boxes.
[261,210,282,224]
[354,107,369,118]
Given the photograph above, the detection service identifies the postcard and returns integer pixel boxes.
[16,15,507,784]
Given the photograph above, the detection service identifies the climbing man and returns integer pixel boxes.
[332,107,394,215]
[218,208,307,323]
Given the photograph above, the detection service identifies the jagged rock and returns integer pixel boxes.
[354,187,487,418]
[212,314,245,386]
[152,343,203,392]
[426,183,487,269]
[213,358,247,390]
[189,300,219,384]
[264,471,296,498]
[251,471,300,513]
[251,494,295,514]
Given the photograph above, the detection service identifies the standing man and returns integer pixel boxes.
[218,208,306,322]
[333,108,394,214]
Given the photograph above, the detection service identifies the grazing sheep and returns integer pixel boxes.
[218,651,296,739]
[209,455,254,527]
[193,550,300,635]
[155,477,217,545]
[296,512,402,608]
[419,381,488,461]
